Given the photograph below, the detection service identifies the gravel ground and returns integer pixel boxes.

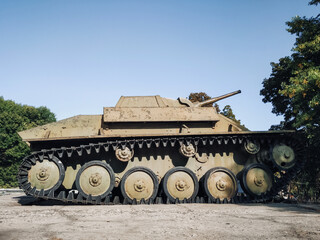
[0,192,319,240]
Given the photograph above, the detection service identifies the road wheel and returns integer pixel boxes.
[203,167,237,201]
[163,167,199,202]
[76,161,115,200]
[28,156,65,194]
[120,166,158,203]
[241,163,273,196]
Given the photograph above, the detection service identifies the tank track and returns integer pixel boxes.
[17,132,306,205]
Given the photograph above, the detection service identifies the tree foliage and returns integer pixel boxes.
[0,97,56,187]
[260,0,320,200]
[221,105,238,123]
[309,0,320,6]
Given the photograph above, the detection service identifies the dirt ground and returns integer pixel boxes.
[0,192,319,240]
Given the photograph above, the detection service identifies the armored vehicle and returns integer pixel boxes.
[17,90,304,204]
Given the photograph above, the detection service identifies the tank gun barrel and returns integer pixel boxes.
[194,90,241,107]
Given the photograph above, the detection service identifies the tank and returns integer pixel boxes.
[17,90,305,204]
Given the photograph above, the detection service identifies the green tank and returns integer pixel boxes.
[17,90,304,204]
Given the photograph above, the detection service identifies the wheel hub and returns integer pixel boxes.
[89,173,102,187]
[254,176,264,187]
[284,149,291,158]
[175,180,187,191]
[115,147,134,162]
[119,149,129,158]
[216,179,227,191]
[244,140,260,154]
[134,180,146,192]
[36,168,49,181]
[179,144,197,158]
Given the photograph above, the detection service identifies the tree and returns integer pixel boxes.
[260,0,320,200]
[0,97,56,187]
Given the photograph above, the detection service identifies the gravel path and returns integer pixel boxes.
[0,192,319,240]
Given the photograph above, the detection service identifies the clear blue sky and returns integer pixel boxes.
[0,1,319,130]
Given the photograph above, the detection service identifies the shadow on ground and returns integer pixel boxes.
[13,194,320,214]
[14,195,75,206]
[264,202,320,214]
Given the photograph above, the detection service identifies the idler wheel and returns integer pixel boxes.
[241,163,273,196]
[203,167,237,201]
[120,167,159,203]
[76,161,115,200]
[163,167,199,202]
[28,156,65,194]
[271,143,296,170]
